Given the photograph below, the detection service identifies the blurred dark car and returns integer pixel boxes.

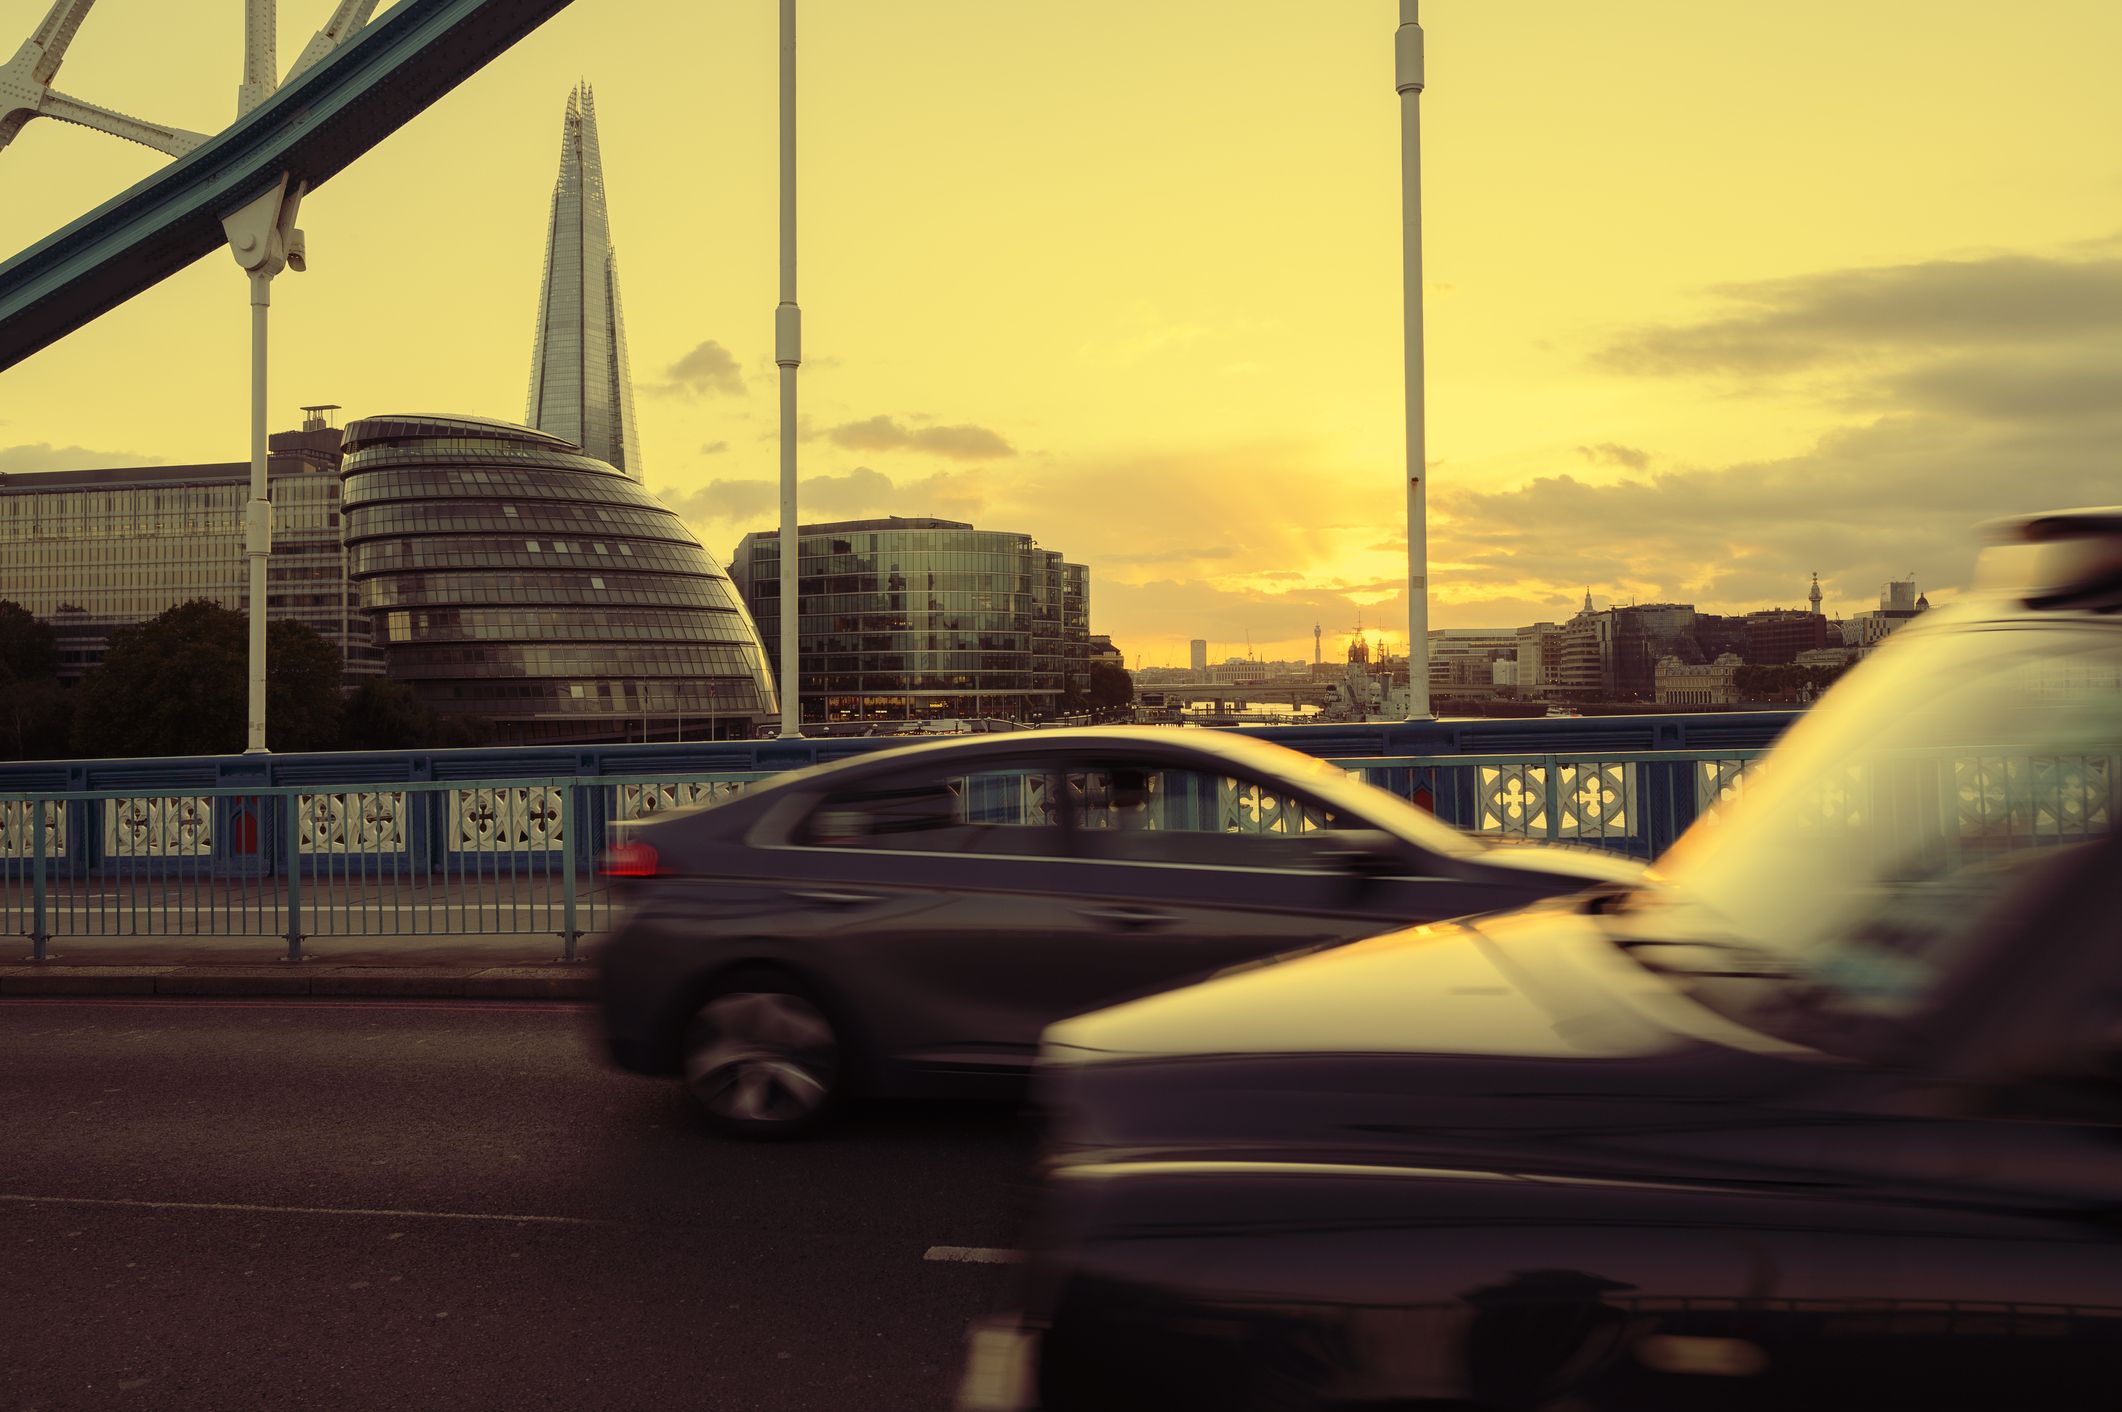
[962,508,2122,1412]
[598,726,1635,1135]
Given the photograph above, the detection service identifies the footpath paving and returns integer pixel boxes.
[0,932,596,1000]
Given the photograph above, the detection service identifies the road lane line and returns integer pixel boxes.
[924,1245,1022,1264]
[0,998,592,1013]
[0,1193,623,1227]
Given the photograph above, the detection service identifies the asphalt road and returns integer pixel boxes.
[0,998,1037,1411]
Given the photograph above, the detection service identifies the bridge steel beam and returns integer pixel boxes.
[0,0,575,373]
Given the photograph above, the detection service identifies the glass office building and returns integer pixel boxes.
[525,82,642,480]
[340,413,774,743]
[728,517,1091,724]
[0,410,377,680]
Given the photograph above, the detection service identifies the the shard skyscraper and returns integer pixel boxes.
[526,82,642,480]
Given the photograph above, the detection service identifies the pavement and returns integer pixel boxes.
[0,997,1035,1410]
[0,932,598,999]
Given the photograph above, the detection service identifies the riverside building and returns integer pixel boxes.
[729,517,1091,725]
[0,406,377,681]
[339,414,774,743]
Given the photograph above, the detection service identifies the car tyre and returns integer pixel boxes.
[681,969,843,1139]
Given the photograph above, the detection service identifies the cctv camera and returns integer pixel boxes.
[285,228,307,273]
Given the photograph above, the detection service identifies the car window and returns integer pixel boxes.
[1648,620,2122,1029]
[798,765,1068,857]
[1064,762,1363,870]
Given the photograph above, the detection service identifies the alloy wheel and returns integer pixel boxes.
[683,989,840,1131]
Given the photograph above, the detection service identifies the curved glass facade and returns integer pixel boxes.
[341,415,774,743]
[730,518,1090,724]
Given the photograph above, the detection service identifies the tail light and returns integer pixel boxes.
[601,840,662,878]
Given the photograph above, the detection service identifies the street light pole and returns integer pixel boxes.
[1397,0,1432,720]
[774,0,805,738]
[222,174,306,754]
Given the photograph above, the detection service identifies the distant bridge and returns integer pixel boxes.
[1141,675,1341,707]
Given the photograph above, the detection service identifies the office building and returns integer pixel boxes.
[1655,653,1744,706]
[1426,628,1518,696]
[0,406,377,681]
[1743,607,1828,666]
[1844,578,1930,648]
[340,413,775,743]
[525,83,642,479]
[1189,638,1208,673]
[728,517,1091,724]
[1514,622,1558,695]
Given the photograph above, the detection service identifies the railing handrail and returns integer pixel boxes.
[0,769,786,804]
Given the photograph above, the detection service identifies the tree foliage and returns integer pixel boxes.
[0,600,68,759]
[1087,661,1135,712]
[0,677,70,760]
[72,600,344,758]
[1733,661,1849,701]
[341,678,486,751]
[0,599,57,686]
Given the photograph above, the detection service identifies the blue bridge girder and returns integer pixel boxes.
[0,0,576,372]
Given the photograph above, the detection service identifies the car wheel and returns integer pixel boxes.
[681,972,842,1138]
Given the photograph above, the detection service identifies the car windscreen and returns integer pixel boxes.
[1638,615,2121,1031]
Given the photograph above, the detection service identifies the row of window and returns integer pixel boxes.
[360,572,736,611]
[749,572,1068,597]
[790,672,1069,692]
[341,445,613,474]
[751,593,1069,619]
[793,653,1046,670]
[386,642,770,680]
[427,679,769,715]
[342,467,665,514]
[340,424,579,455]
[738,551,1065,581]
[344,504,691,543]
[351,536,712,576]
[380,606,758,646]
[794,632,1043,651]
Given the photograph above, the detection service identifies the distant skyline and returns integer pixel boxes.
[1161,575,1900,675]
[1,1,2117,666]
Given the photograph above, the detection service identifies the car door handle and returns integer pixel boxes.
[785,889,885,907]
[1077,906,1180,929]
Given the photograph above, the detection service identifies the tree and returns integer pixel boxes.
[0,600,57,686]
[0,600,68,759]
[0,677,70,760]
[341,678,488,751]
[266,618,347,752]
[1087,661,1135,714]
[72,600,344,758]
[1733,660,1850,703]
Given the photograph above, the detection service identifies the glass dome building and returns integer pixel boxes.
[339,414,775,743]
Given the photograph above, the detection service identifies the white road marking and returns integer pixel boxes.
[923,1245,1022,1264]
[0,1192,619,1227]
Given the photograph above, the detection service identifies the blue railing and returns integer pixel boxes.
[0,722,1803,962]
[0,711,1803,795]
[0,773,777,962]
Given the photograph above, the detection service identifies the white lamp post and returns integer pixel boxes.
[774,0,804,738]
[1397,0,1431,719]
[222,173,306,754]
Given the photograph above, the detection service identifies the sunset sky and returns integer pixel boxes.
[2,0,2118,667]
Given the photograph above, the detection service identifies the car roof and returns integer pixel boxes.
[1976,505,2122,612]
[760,726,1335,795]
